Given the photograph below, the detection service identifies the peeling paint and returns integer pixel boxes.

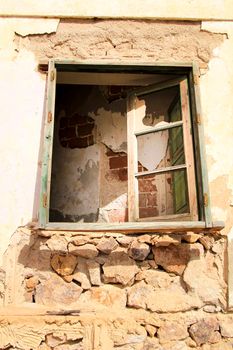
[13,18,60,37]
[0,18,59,56]
[199,22,233,214]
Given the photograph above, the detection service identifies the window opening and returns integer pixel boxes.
[39,62,210,229]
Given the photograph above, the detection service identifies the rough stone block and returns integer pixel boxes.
[103,248,139,285]
[182,232,201,243]
[71,236,90,246]
[51,254,78,277]
[35,274,83,306]
[157,321,189,342]
[87,260,101,286]
[72,256,91,289]
[128,240,150,261]
[46,236,68,252]
[151,234,181,247]
[189,318,219,346]
[183,245,225,305]
[219,317,233,338]
[68,243,98,259]
[96,236,119,254]
[152,243,203,275]
[79,284,127,308]
[127,278,202,312]
[116,236,134,247]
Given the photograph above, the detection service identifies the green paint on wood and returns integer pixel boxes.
[39,60,57,227]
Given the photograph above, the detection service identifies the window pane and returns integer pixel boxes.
[138,169,189,219]
[134,85,181,133]
[137,126,185,172]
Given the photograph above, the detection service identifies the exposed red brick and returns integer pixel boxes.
[139,207,158,218]
[138,164,147,172]
[118,168,128,181]
[139,193,147,208]
[143,173,155,180]
[138,179,157,192]
[146,193,157,207]
[59,127,76,139]
[109,155,127,169]
[77,123,94,137]
[106,148,118,157]
[68,137,89,149]
[69,114,88,126]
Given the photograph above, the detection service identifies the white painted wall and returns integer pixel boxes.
[0,19,58,263]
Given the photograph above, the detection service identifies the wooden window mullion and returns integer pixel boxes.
[127,94,139,221]
[180,78,198,220]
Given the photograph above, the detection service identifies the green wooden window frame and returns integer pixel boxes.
[39,60,213,231]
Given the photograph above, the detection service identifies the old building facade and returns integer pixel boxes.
[0,1,233,349]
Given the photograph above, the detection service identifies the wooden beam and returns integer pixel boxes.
[43,221,224,233]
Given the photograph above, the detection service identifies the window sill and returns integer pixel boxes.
[38,220,225,234]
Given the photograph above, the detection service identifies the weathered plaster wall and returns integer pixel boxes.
[0,17,233,349]
[199,22,233,307]
[17,20,224,63]
[0,16,229,264]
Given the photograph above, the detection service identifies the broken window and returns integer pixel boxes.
[39,61,210,229]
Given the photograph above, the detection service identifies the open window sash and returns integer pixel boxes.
[39,60,57,227]
[127,77,198,222]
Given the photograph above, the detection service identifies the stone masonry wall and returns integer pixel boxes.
[1,227,232,349]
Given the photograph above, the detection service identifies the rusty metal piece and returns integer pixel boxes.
[47,111,52,123]
[50,70,55,81]
[196,113,201,124]
[204,193,208,207]
[43,193,47,208]
[193,74,199,85]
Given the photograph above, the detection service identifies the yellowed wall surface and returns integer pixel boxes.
[0,0,233,20]
[199,21,233,307]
